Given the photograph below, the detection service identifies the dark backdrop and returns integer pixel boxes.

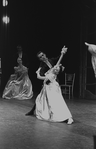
[1,0,94,97]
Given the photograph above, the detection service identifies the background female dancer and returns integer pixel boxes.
[85,42,96,77]
[2,46,33,100]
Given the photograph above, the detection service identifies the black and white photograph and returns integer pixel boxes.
[0,0,96,149]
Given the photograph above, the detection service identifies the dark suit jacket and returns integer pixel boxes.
[39,56,63,83]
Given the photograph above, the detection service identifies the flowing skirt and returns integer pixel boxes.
[2,75,33,100]
[36,81,72,122]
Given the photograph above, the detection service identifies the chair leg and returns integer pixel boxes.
[69,87,71,99]
[69,91,70,99]
[72,87,73,99]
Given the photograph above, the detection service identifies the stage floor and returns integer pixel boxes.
[0,96,96,149]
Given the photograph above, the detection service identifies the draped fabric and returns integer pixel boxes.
[2,65,33,100]
[35,73,72,122]
[91,56,96,77]
[85,42,96,77]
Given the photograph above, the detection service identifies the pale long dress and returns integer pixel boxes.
[36,72,72,122]
[85,42,96,77]
[2,65,33,100]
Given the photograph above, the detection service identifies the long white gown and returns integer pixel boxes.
[35,72,72,122]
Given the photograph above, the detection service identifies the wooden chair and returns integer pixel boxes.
[60,73,75,99]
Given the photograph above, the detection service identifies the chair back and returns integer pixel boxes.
[65,73,75,87]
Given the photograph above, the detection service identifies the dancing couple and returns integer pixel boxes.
[26,45,74,124]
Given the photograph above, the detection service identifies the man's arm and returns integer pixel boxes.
[36,67,46,80]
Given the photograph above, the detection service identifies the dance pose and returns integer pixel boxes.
[85,42,96,77]
[2,47,33,100]
[26,46,73,124]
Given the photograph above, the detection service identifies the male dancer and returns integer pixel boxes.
[25,51,64,116]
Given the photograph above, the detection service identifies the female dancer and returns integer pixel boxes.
[85,42,96,77]
[2,48,33,100]
[27,46,73,124]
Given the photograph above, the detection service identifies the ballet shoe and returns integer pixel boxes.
[67,118,74,125]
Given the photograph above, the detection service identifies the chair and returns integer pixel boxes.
[60,73,75,99]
